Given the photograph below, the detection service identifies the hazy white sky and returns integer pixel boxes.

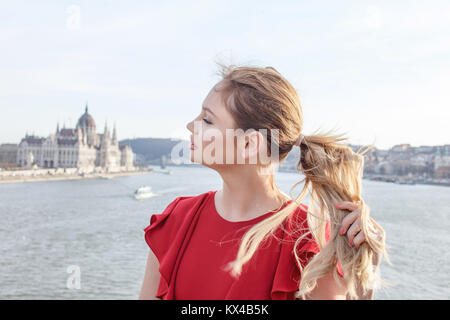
[1,0,449,149]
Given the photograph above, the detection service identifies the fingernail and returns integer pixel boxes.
[335,203,341,207]
[348,239,353,246]
[339,227,344,235]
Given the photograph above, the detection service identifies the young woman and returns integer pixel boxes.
[139,63,387,300]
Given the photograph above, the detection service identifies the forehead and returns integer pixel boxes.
[203,83,236,127]
[204,82,226,108]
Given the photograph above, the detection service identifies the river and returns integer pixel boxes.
[0,165,449,299]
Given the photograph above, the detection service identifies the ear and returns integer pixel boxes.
[241,130,263,164]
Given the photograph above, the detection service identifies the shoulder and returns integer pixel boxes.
[271,201,312,245]
[286,201,310,231]
[144,190,215,240]
[151,190,214,222]
[164,190,213,212]
[284,201,334,255]
[282,202,322,254]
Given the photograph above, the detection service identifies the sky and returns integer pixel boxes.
[0,0,449,149]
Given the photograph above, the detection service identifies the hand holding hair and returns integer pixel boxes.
[335,201,384,251]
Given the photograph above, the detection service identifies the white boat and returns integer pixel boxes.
[134,185,155,200]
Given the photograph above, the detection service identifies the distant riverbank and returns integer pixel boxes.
[363,174,450,187]
[0,168,154,184]
[277,168,450,187]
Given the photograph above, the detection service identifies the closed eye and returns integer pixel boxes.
[202,118,212,125]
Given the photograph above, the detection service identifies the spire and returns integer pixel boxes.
[112,122,117,144]
[85,101,88,114]
[56,122,60,133]
[103,120,110,143]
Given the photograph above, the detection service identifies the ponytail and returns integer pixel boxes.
[294,131,389,299]
[225,131,389,300]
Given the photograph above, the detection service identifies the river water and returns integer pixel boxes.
[0,165,449,299]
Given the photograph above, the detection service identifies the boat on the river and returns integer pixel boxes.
[134,185,155,200]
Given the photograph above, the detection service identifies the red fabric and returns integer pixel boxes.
[144,190,344,300]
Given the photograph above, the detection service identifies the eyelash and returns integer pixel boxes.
[202,118,212,125]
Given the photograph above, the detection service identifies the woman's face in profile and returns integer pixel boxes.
[186,81,239,167]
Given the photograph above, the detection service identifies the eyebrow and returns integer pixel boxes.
[202,105,217,118]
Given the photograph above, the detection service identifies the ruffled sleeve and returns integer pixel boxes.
[143,196,186,299]
[143,192,211,300]
[144,197,185,252]
[270,206,344,300]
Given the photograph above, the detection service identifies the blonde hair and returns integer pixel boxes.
[214,61,390,299]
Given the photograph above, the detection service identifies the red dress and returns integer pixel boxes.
[144,190,343,300]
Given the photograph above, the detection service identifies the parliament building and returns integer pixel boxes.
[16,105,134,172]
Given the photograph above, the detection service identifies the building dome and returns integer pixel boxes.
[76,104,96,129]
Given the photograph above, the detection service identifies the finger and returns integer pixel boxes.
[353,231,366,249]
[335,201,359,211]
[339,208,361,235]
[347,219,361,244]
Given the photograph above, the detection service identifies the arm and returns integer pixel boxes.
[305,251,381,300]
[349,250,382,300]
[305,271,347,300]
[336,201,384,300]
[138,249,161,300]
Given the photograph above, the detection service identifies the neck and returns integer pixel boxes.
[214,164,290,222]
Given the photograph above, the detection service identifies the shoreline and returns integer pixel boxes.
[277,168,450,187]
[0,169,154,184]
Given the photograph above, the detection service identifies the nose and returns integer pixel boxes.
[186,119,193,133]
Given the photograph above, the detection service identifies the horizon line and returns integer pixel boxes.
[1,135,448,151]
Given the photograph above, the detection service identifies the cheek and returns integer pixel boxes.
[200,128,227,148]
[223,135,236,155]
[221,133,239,164]
[198,128,236,163]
